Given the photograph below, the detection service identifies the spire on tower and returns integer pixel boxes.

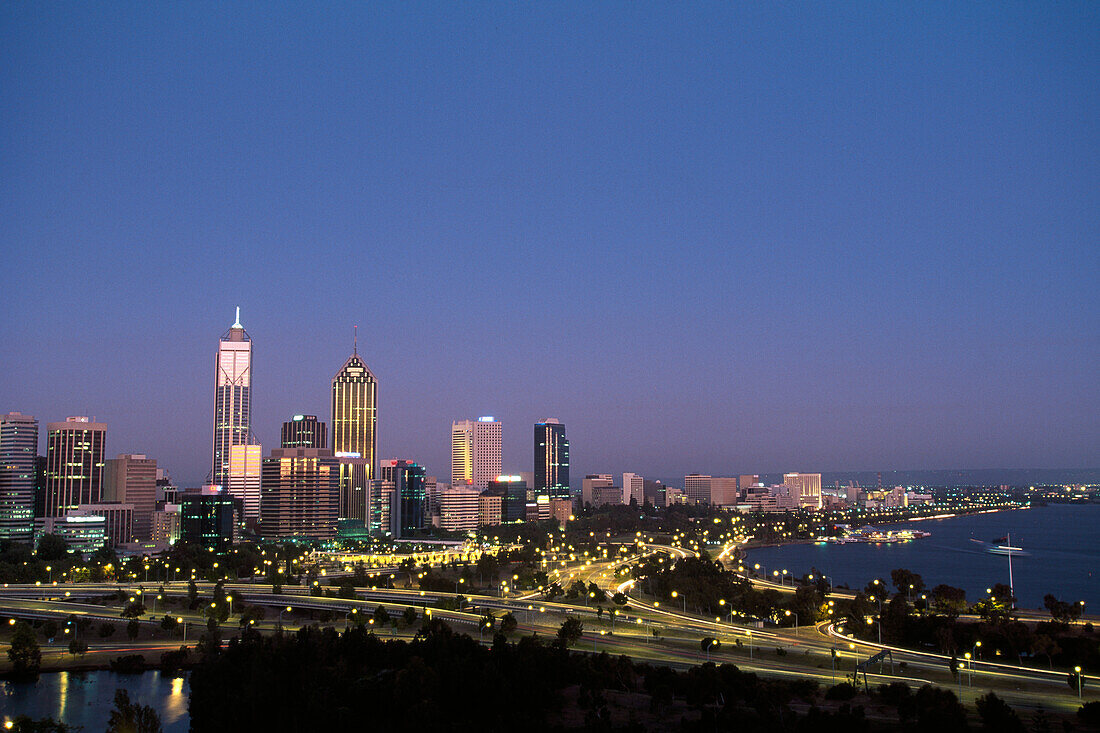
[353,325,358,355]
[233,306,242,329]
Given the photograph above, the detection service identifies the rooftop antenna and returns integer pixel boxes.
[354,325,358,355]
[232,306,242,329]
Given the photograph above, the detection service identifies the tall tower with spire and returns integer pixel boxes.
[331,328,377,524]
[212,308,252,488]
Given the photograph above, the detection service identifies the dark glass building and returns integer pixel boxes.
[534,419,570,500]
[280,415,328,449]
[486,476,528,522]
[180,488,235,552]
[380,459,426,537]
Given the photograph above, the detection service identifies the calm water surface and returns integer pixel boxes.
[747,503,1100,609]
[1,670,189,731]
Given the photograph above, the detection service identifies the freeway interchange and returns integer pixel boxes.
[0,539,1094,718]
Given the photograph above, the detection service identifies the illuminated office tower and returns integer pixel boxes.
[0,412,38,542]
[281,415,327,449]
[103,454,157,541]
[331,338,377,523]
[451,417,501,490]
[260,448,339,540]
[45,417,106,517]
[227,443,262,523]
[534,419,570,500]
[212,308,252,488]
[783,472,822,510]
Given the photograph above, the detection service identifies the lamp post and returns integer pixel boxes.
[784,609,799,632]
[278,606,292,631]
[747,630,753,660]
[1075,666,1083,699]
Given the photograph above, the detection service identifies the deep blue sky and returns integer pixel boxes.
[2,3,1097,488]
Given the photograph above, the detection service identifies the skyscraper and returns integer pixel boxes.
[212,308,252,488]
[0,412,38,542]
[227,443,262,523]
[103,454,157,541]
[380,459,426,537]
[622,473,644,505]
[451,417,501,490]
[45,417,106,517]
[331,337,377,524]
[260,447,340,539]
[783,472,822,510]
[281,415,327,449]
[534,419,570,500]
[684,474,712,504]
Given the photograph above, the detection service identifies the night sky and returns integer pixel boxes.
[2,3,1097,488]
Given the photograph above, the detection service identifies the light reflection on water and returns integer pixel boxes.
[1,670,189,731]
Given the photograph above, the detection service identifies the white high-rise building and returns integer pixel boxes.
[212,308,252,488]
[0,412,38,543]
[451,417,502,490]
[227,443,262,522]
[622,473,644,505]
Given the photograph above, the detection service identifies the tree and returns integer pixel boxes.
[40,620,59,640]
[338,582,356,599]
[612,592,628,606]
[106,688,163,733]
[976,692,1025,733]
[8,620,42,679]
[557,617,584,647]
[402,606,418,626]
[127,618,141,640]
[931,584,967,618]
[161,615,179,632]
[500,612,518,635]
[372,605,391,626]
[36,534,69,561]
[98,622,117,638]
[187,579,199,609]
[67,638,88,657]
[890,568,925,598]
[121,601,147,618]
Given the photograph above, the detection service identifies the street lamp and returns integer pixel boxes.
[278,606,292,630]
[746,630,753,660]
[705,638,719,662]
[964,652,972,686]
[1075,666,1083,699]
[784,609,799,631]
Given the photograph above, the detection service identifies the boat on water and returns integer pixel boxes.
[970,537,1030,556]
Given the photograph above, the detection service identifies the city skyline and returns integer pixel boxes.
[2,4,1097,487]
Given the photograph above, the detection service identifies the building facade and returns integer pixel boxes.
[451,417,501,490]
[260,448,340,540]
[45,417,107,517]
[103,454,157,541]
[534,419,570,500]
[783,472,822,510]
[622,473,644,506]
[180,487,235,551]
[380,459,426,537]
[212,309,252,488]
[281,415,327,449]
[227,443,263,524]
[0,412,38,543]
[438,487,480,531]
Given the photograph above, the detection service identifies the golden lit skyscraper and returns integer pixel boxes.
[331,335,377,523]
[212,308,252,488]
[45,416,106,517]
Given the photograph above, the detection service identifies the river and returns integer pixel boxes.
[1,670,189,731]
[745,503,1100,609]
